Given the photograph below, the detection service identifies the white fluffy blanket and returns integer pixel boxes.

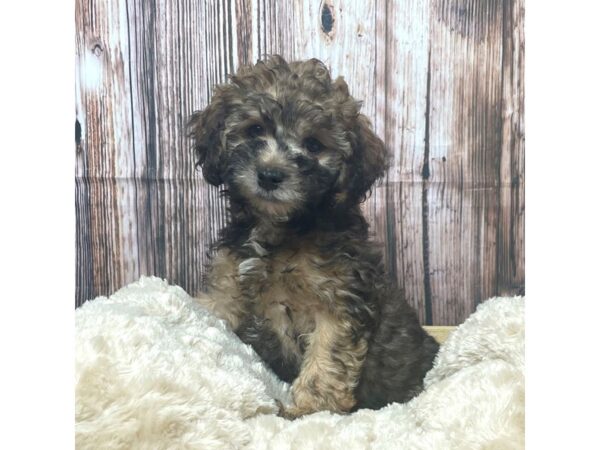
[75,277,524,450]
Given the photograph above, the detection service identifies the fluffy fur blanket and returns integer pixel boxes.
[75,277,524,450]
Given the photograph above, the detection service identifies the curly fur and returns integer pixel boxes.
[188,55,439,417]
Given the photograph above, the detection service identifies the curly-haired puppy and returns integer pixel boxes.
[189,56,439,418]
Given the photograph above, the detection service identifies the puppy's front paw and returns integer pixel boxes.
[275,392,316,420]
[274,399,287,416]
[276,402,311,420]
[288,378,356,418]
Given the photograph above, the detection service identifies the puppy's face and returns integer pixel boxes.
[189,56,387,222]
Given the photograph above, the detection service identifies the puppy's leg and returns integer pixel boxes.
[283,312,368,418]
[194,250,246,330]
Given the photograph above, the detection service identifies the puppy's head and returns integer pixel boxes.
[189,55,387,221]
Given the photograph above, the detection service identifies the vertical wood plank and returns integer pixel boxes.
[75,178,94,307]
[383,0,430,322]
[75,0,140,299]
[426,0,505,324]
[235,0,254,65]
[498,0,525,296]
[367,0,390,300]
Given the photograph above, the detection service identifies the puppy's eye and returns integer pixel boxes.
[246,124,265,138]
[304,137,324,154]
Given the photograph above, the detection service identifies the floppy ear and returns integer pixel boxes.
[356,114,387,195]
[337,114,388,206]
[187,91,228,186]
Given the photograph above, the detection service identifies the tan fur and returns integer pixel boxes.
[199,250,246,329]
[288,312,368,416]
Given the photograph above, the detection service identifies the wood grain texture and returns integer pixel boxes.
[75,0,525,325]
[424,0,507,324]
[383,0,430,323]
[498,0,525,296]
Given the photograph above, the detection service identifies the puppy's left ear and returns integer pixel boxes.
[187,90,229,186]
[357,115,387,191]
[341,115,388,205]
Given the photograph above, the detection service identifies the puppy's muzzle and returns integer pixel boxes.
[257,167,287,191]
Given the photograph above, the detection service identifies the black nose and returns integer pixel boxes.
[257,168,287,191]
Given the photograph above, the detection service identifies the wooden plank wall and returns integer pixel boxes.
[75,0,525,325]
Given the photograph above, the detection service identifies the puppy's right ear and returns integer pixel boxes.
[188,90,228,186]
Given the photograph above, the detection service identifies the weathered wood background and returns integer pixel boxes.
[75,0,524,325]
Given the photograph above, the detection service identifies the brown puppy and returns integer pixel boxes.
[189,56,439,418]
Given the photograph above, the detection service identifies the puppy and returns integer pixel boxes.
[189,56,439,418]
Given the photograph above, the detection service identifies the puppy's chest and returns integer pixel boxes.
[237,247,334,325]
